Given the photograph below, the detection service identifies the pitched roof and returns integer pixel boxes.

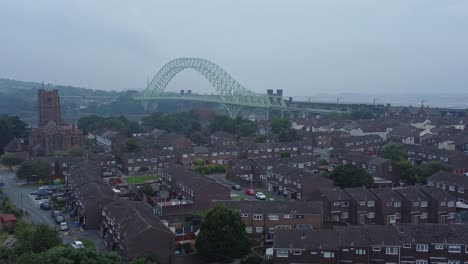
[214,200,322,215]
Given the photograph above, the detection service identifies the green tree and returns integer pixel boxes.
[125,139,141,153]
[329,165,374,188]
[68,146,86,157]
[381,143,407,161]
[196,206,249,263]
[16,159,52,180]
[0,115,27,155]
[0,153,23,170]
[396,159,417,184]
[16,247,125,264]
[254,135,267,143]
[415,161,452,184]
[270,118,290,134]
[14,222,62,255]
[239,122,256,137]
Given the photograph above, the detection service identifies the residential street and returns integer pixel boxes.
[0,168,108,252]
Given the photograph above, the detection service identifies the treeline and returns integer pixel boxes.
[77,115,141,136]
[0,115,27,155]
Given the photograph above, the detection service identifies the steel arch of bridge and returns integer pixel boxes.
[134,58,286,117]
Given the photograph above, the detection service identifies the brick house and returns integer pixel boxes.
[387,124,423,144]
[343,187,377,225]
[265,165,333,200]
[66,162,116,229]
[427,171,468,205]
[370,188,403,225]
[394,187,430,224]
[338,152,397,181]
[420,186,456,224]
[101,199,174,262]
[210,131,238,146]
[314,188,351,224]
[159,165,230,212]
[272,224,468,264]
[215,200,322,242]
[332,134,383,155]
[121,152,161,174]
[406,145,468,174]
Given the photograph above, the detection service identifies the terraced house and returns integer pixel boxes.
[215,200,322,242]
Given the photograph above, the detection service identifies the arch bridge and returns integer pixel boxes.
[134,58,286,118]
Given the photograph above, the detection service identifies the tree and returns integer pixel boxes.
[239,122,256,137]
[396,159,417,184]
[0,115,27,155]
[270,118,290,134]
[125,139,141,153]
[196,206,249,263]
[138,184,154,197]
[329,165,374,188]
[381,143,407,161]
[16,159,52,180]
[0,153,23,170]
[15,247,125,264]
[415,161,452,184]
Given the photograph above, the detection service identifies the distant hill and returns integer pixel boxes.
[0,78,146,124]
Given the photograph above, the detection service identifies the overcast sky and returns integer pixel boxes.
[1,1,467,96]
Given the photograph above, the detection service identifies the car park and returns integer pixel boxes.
[231,184,242,191]
[71,241,84,249]
[245,189,256,196]
[255,192,267,200]
[40,202,51,210]
[51,210,61,218]
[36,189,53,197]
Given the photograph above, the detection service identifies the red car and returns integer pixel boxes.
[245,189,256,196]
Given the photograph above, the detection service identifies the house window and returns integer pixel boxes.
[323,251,335,258]
[241,214,248,218]
[268,214,279,221]
[355,249,366,255]
[276,249,288,258]
[360,201,366,206]
[245,226,252,233]
[293,250,302,256]
[416,244,428,252]
[420,213,428,219]
[441,202,446,206]
[284,214,292,219]
[448,245,461,253]
[413,202,419,207]
[253,214,263,220]
[341,201,349,207]
[128,159,134,163]
[368,212,375,218]
[368,201,375,207]
[151,158,157,162]
[459,188,464,193]
[386,247,398,255]
[387,202,392,206]
[372,247,381,252]
[420,201,428,207]
[403,244,411,248]
[448,261,460,264]
[394,202,401,207]
[333,202,340,206]
[341,212,349,219]
[256,227,263,233]
[435,244,444,250]
[415,260,428,264]
[448,201,455,207]
[449,185,456,191]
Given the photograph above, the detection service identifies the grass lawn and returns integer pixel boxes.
[230,194,242,200]
[124,175,160,185]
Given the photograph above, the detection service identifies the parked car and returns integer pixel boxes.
[245,189,256,196]
[71,241,84,249]
[36,189,53,197]
[60,222,69,231]
[255,192,267,200]
[231,184,242,191]
[51,210,62,218]
[40,202,51,210]
[38,185,50,191]
[55,215,64,224]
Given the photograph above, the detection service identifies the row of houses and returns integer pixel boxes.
[120,141,315,174]
[315,186,458,226]
[65,162,175,262]
[272,223,468,264]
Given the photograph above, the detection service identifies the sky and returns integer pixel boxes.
[1,0,467,97]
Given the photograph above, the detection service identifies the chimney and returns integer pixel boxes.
[180,90,185,95]
[267,89,273,95]
[276,89,283,96]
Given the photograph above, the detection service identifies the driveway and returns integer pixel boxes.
[0,168,107,252]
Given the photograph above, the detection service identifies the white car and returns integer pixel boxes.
[255,192,266,200]
[71,241,84,249]
[60,222,69,232]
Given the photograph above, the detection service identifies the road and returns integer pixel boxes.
[205,173,285,201]
[0,168,108,252]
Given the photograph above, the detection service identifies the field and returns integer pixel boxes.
[124,175,160,185]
